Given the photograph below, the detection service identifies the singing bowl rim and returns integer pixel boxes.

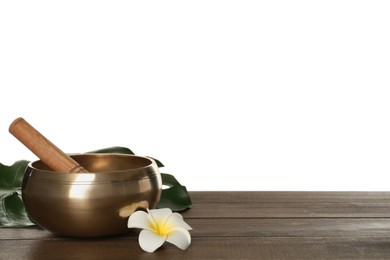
[25,153,159,182]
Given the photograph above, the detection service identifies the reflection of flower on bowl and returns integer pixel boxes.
[22,153,162,237]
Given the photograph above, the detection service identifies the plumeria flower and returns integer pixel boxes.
[128,208,192,253]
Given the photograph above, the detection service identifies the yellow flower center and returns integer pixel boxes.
[151,220,172,236]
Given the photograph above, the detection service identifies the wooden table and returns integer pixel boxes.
[1,191,390,259]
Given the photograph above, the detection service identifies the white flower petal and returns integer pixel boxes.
[172,212,183,219]
[167,213,192,231]
[166,228,191,250]
[128,210,153,231]
[129,208,192,253]
[148,208,172,223]
[139,229,167,253]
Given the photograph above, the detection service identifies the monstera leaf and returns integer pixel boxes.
[0,161,35,227]
[0,147,192,227]
[157,173,192,211]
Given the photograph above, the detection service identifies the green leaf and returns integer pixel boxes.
[157,184,192,212]
[0,192,34,227]
[0,160,30,189]
[160,173,181,187]
[0,161,35,227]
[157,173,192,212]
[87,146,134,155]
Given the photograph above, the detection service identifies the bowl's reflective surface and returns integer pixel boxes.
[22,154,162,237]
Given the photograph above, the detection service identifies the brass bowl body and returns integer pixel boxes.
[22,154,162,237]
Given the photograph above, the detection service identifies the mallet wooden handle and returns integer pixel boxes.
[9,117,88,173]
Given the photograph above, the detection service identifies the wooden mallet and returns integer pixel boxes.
[9,117,88,173]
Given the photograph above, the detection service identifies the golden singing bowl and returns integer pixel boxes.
[22,154,162,237]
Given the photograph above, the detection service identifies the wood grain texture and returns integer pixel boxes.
[2,237,390,260]
[2,191,390,259]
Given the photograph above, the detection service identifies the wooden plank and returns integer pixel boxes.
[185,218,390,238]
[2,237,390,260]
[0,239,139,260]
[3,218,390,241]
[183,202,390,218]
[4,217,386,240]
[0,227,52,240]
[183,192,390,219]
[189,191,390,204]
[0,227,137,241]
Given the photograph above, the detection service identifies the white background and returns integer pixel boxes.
[1,1,389,191]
